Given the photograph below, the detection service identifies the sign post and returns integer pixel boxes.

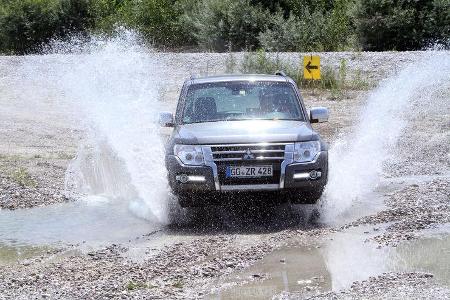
[303,55,321,80]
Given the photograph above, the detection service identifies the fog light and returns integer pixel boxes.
[175,174,206,183]
[293,170,322,180]
[309,170,321,179]
[293,172,310,180]
[176,174,189,183]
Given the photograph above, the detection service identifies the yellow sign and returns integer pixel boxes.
[303,55,321,80]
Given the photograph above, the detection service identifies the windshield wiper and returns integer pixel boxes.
[184,118,304,124]
[184,120,222,124]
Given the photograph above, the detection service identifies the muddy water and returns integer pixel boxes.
[209,227,450,299]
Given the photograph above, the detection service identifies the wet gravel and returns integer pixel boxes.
[277,272,450,300]
[345,179,450,246]
[0,158,71,210]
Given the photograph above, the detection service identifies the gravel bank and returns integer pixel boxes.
[0,157,71,210]
[343,179,450,246]
[277,273,450,300]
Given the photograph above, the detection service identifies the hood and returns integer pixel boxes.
[174,120,316,144]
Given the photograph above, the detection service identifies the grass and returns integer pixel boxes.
[230,51,371,99]
[225,52,237,74]
[56,152,76,160]
[351,69,371,90]
[10,167,37,188]
[125,281,155,291]
[0,154,26,161]
[0,152,75,161]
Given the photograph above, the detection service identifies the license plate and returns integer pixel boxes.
[226,165,273,178]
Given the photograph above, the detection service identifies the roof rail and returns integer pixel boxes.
[275,71,287,77]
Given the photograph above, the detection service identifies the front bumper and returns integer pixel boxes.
[166,150,328,194]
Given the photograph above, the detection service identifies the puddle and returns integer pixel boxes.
[208,226,450,299]
[0,197,160,249]
[209,244,331,300]
[395,231,450,287]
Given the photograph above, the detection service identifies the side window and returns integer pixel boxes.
[182,89,195,123]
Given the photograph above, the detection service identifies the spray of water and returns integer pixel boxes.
[322,52,450,222]
[52,30,170,224]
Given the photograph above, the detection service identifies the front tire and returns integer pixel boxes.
[177,194,195,208]
[290,188,324,205]
[177,193,207,208]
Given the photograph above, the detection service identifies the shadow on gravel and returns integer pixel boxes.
[166,196,323,235]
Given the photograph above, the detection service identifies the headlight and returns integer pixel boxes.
[174,144,205,165]
[294,141,320,162]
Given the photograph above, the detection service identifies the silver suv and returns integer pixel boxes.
[160,73,329,207]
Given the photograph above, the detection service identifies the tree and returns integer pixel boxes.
[355,0,449,51]
[181,0,269,51]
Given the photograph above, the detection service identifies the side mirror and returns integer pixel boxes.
[310,107,329,123]
[159,112,174,127]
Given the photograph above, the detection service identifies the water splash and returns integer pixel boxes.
[52,31,170,224]
[321,52,450,222]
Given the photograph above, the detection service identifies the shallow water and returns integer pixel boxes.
[209,226,450,299]
[0,197,160,248]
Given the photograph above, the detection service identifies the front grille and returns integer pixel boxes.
[209,143,289,186]
[211,143,286,162]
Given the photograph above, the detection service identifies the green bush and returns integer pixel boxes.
[0,0,61,54]
[240,51,296,75]
[258,9,327,52]
[324,0,355,51]
[258,0,355,52]
[0,0,119,54]
[250,0,293,14]
[423,0,450,47]
[285,0,334,16]
[58,0,95,34]
[87,0,130,34]
[0,0,447,54]
[128,0,189,47]
[180,0,269,51]
[355,0,450,51]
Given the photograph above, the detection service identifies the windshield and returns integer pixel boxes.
[181,81,304,124]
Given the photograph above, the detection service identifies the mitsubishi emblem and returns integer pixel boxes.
[243,148,255,160]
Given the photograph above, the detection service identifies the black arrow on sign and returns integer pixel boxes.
[306,60,319,73]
